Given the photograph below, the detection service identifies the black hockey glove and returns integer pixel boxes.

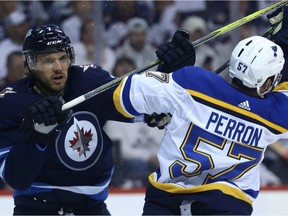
[268,5,288,49]
[20,96,71,148]
[156,29,196,73]
[144,112,172,130]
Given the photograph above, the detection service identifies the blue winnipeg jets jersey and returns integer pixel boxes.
[114,66,288,205]
[0,65,128,201]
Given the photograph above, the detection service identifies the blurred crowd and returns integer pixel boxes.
[0,0,288,190]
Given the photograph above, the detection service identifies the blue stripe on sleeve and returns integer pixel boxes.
[122,74,141,116]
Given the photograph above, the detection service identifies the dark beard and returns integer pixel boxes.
[32,75,64,96]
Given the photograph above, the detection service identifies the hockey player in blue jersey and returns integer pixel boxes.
[0,24,195,215]
[113,35,287,215]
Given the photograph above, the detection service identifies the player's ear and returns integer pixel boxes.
[260,77,273,93]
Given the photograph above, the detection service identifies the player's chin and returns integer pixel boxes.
[50,81,65,93]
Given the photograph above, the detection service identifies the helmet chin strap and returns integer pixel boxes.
[256,87,266,98]
[257,74,282,98]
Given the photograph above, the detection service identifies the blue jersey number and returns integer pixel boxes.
[169,124,263,184]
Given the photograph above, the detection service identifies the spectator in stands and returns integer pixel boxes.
[259,163,282,186]
[261,140,288,185]
[181,15,220,71]
[106,55,163,188]
[149,2,182,47]
[61,1,93,43]
[239,23,257,40]
[105,22,128,50]
[175,0,208,21]
[44,1,71,25]
[0,10,29,79]
[115,17,156,69]
[103,1,152,29]
[73,18,116,72]
[21,1,49,25]
[104,120,164,188]
[112,56,136,77]
[0,1,19,42]
[0,51,25,91]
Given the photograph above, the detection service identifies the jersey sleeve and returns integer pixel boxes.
[113,71,192,118]
[66,65,131,123]
[0,89,47,190]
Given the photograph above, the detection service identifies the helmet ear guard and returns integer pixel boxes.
[22,24,75,71]
[229,36,285,97]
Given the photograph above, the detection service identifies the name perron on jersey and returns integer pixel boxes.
[113,66,288,205]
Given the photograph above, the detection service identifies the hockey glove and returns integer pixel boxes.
[268,4,288,82]
[156,29,196,73]
[267,5,288,48]
[20,96,71,148]
[144,112,172,130]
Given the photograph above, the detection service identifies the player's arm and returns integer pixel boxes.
[1,97,70,190]
[139,30,196,128]
[1,130,47,190]
[0,95,49,190]
[113,70,193,120]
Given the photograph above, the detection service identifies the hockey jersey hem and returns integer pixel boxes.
[148,173,253,205]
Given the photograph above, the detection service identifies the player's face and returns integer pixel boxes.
[33,51,70,95]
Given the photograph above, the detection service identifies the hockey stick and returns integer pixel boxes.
[62,0,287,111]
[214,26,276,74]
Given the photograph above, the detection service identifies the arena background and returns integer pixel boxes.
[1,1,288,215]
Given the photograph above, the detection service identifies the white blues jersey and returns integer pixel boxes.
[113,66,288,206]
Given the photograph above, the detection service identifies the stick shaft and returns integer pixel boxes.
[194,0,286,47]
[62,0,287,111]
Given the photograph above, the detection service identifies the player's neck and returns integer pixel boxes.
[230,80,258,98]
[33,84,64,96]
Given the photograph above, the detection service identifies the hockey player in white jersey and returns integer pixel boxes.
[113,35,287,215]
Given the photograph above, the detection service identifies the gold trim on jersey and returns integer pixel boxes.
[149,174,253,205]
[274,81,288,91]
[113,79,134,118]
[186,89,288,133]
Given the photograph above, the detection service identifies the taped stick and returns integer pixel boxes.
[62,0,287,111]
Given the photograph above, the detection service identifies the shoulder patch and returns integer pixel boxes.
[83,64,98,72]
[0,87,16,98]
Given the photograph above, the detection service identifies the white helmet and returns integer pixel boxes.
[229,36,285,97]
